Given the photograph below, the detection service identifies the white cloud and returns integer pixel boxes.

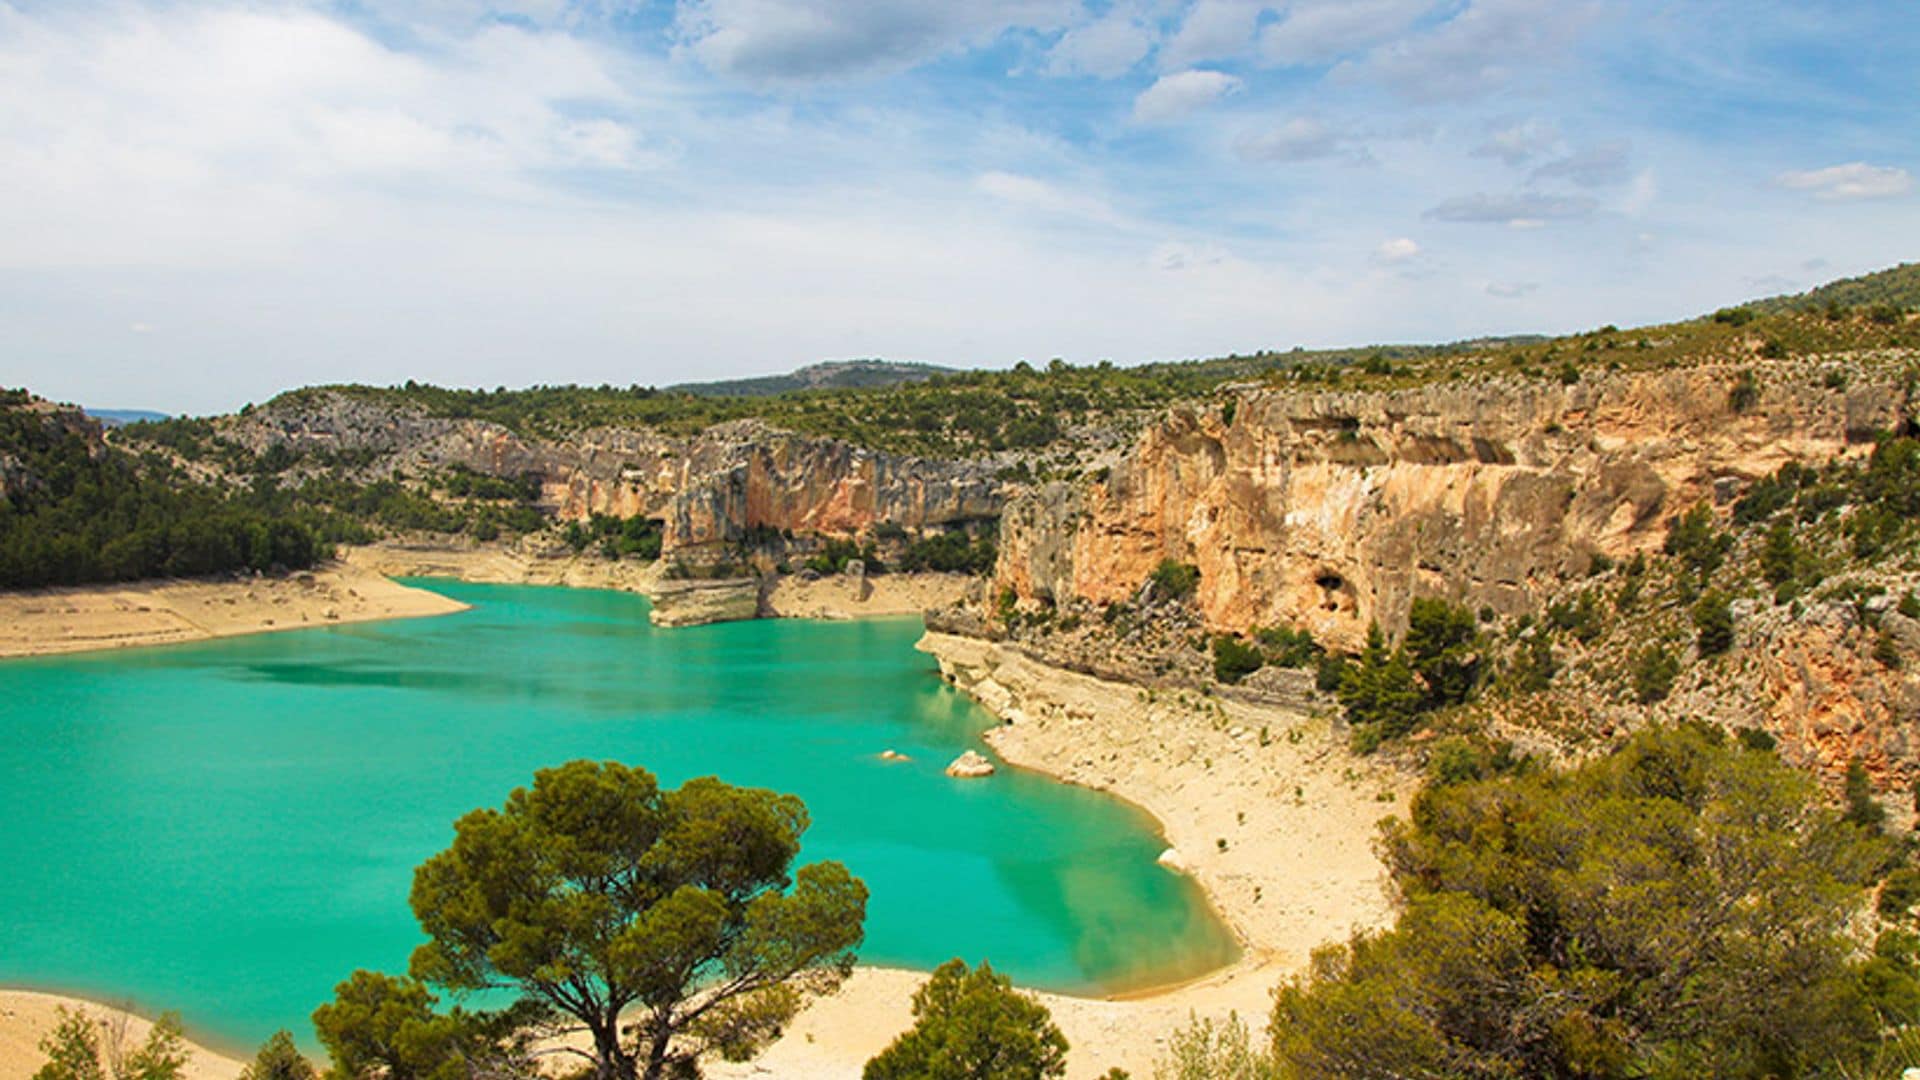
[1775,162,1914,202]
[1424,192,1598,225]
[1046,6,1155,77]
[1133,69,1243,123]
[1159,0,1267,69]
[1530,141,1632,187]
[974,170,1119,223]
[1235,117,1348,163]
[1471,119,1559,165]
[1348,0,1603,100]
[672,0,1078,82]
[1259,0,1435,66]
[1486,281,1537,298]
[1373,237,1421,264]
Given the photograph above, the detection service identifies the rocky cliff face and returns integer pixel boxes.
[227,394,1004,558]
[997,360,1905,650]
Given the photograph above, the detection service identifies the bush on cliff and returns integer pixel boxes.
[1269,725,1895,1079]
[1147,560,1200,601]
[1338,599,1483,749]
[1212,635,1265,684]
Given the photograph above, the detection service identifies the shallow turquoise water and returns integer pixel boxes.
[0,580,1235,1051]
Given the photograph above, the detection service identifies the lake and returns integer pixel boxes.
[0,579,1236,1051]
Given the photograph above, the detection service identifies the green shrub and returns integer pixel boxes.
[1631,645,1680,703]
[1692,590,1736,657]
[1212,636,1265,684]
[1148,560,1201,601]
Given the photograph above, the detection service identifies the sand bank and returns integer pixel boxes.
[707,632,1412,1078]
[0,991,245,1080]
[0,564,466,660]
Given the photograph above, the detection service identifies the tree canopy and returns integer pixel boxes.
[1269,724,1893,1078]
[863,960,1068,1080]
[32,1007,188,1080]
[374,760,867,1080]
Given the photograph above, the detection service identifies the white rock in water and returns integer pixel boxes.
[879,749,909,762]
[1157,847,1192,874]
[945,750,995,778]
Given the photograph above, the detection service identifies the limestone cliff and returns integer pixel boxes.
[997,360,1906,650]
[225,393,1003,560]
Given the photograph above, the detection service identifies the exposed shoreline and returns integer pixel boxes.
[0,569,1408,1079]
[0,563,467,660]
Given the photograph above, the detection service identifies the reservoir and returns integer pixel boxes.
[0,579,1236,1049]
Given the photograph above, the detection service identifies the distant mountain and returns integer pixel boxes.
[1746,262,1920,314]
[85,408,169,428]
[668,360,954,398]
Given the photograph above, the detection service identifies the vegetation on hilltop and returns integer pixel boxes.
[216,280,1920,461]
[1748,262,1920,317]
[668,359,955,398]
[0,397,335,588]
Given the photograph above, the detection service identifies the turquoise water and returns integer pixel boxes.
[0,580,1235,1051]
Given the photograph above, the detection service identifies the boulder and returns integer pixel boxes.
[944,750,995,778]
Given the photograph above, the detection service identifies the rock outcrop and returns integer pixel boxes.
[996,361,1906,649]
[227,395,1004,563]
[646,577,764,628]
[943,749,995,778]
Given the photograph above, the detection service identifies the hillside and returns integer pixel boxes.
[667,359,954,397]
[1748,261,1920,315]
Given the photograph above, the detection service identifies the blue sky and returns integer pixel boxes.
[1,0,1915,413]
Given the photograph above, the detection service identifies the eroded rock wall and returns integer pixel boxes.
[227,396,1004,559]
[998,362,1905,649]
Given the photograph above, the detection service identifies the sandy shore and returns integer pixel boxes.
[706,633,1412,1079]
[762,571,974,620]
[0,564,466,660]
[0,991,245,1080]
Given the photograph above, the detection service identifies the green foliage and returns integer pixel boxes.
[1147,560,1200,601]
[1713,305,1757,326]
[401,760,867,1080]
[33,1007,188,1080]
[1546,589,1604,644]
[1212,635,1265,685]
[1507,633,1556,694]
[310,970,528,1080]
[1253,625,1321,668]
[1736,727,1778,753]
[1630,644,1681,703]
[1664,502,1733,581]
[1691,590,1736,656]
[863,960,1067,1080]
[1746,262,1920,316]
[1404,598,1481,708]
[1337,624,1423,744]
[0,406,329,587]
[237,1031,316,1080]
[1730,368,1761,411]
[569,513,665,561]
[1880,869,1920,919]
[1844,759,1888,833]
[1152,1012,1275,1080]
[1273,726,1891,1079]
[897,530,997,575]
[806,536,881,575]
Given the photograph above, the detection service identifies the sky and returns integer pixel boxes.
[1,1,1916,414]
